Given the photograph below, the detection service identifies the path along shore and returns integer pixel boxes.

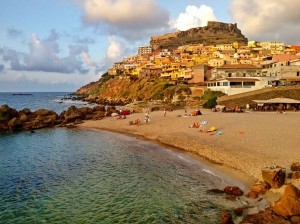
[79,109,300,187]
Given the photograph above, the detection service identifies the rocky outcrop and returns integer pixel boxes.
[262,166,286,189]
[223,186,244,196]
[0,104,117,133]
[241,208,289,224]
[271,184,300,218]
[150,21,248,50]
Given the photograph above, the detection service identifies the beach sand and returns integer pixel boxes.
[79,109,300,185]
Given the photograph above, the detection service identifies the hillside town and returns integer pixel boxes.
[108,22,300,96]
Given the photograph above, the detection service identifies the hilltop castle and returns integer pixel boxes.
[150,21,248,50]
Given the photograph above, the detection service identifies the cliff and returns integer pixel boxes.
[76,75,193,107]
[150,21,248,50]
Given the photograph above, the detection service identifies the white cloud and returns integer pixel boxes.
[230,0,300,44]
[106,36,123,61]
[172,5,217,31]
[1,31,90,74]
[82,52,96,66]
[79,0,170,40]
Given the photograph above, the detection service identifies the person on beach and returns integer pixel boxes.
[145,113,150,123]
[163,108,166,117]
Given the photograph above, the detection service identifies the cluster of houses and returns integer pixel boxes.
[108,41,300,96]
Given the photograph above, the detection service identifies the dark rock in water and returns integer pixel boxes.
[12,93,32,96]
[271,184,300,218]
[30,130,35,133]
[241,208,289,224]
[262,166,286,189]
[33,109,56,117]
[223,186,244,196]
[233,207,244,216]
[207,189,225,194]
[8,117,22,131]
[220,211,234,224]
[0,104,18,124]
[1,102,110,133]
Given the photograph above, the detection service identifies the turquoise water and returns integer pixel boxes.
[0,128,241,223]
[0,93,243,223]
[0,92,91,113]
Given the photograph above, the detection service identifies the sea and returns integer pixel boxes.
[0,92,245,224]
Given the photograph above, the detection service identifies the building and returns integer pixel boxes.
[139,65,162,79]
[138,46,153,56]
[261,60,300,85]
[206,77,273,95]
[210,64,262,80]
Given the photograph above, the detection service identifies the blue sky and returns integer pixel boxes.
[1,0,300,92]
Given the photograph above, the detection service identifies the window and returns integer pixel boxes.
[243,82,255,86]
[228,73,232,77]
[297,72,300,77]
[223,82,228,86]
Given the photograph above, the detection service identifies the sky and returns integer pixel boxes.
[1,0,300,92]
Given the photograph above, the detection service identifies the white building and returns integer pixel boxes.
[206,77,273,95]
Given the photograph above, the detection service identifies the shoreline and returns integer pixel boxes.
[78,108,300,188]
[81,126,254,189]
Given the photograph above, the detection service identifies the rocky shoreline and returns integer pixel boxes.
[0,104,119,132]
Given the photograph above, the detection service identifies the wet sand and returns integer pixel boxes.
[78,109,300,184]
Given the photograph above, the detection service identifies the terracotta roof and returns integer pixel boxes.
[217,64,260,69]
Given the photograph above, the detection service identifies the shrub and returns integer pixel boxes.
[202,90,225,108]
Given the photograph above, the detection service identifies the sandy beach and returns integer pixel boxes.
[79,109,300,184]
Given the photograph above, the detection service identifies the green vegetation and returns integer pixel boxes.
[201,90,225,108]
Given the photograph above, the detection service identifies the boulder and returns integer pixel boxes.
[262,166,286,189]
[288,172,300,180]
[33,109,56,117]
[92,111,105,120]
[291,162,300,172]
[220,211,234,224]
[241,208,290,224]
[251,181,271,194]
[63,106,84,123]
[271,184,300,218]
[223,186,244,196]
[207,189,225,194]
[0,123,8,131]
[7,117,22,131]
[0,104,18,124]
[93,105,106,112]
[19,114,28,122]
[245,191,259,199]
[78,107,92,118]
[19,108,31,115]
[290,216,300,223]
[42,114,58,125]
